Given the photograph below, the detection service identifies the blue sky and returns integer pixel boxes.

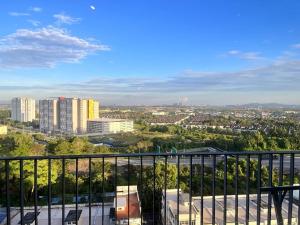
[1,0,300,105]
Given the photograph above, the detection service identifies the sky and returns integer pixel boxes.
[1,0,300,105]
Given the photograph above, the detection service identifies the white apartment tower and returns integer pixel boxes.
[78,99,88,134]
[11,97,36,122]
[93,100,99,119]
[78,99,100,133]
[39,97,100,134]
[39,99,59,133]
[58,97,79,134]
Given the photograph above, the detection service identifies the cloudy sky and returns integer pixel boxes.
[1,0,300,105]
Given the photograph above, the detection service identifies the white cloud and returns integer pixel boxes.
[226,50,264,60]
[227,50,240,55]
[29,7,42,12]
[27,20,41,27]
[9,12,30,17]
[0,26,110,68]
[1,60,300,105]
[53,13,81,25]
[83,61,300,93]
[292,43,300,49]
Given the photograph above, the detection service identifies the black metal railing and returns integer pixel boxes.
[0,151,300,225]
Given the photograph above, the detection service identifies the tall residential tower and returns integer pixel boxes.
[39,99,59,133]
[11,97,36,122]
[39,97,100,134]
[58,97,79,134]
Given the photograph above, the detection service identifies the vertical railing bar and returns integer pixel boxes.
[164,156,167,225]
[246,155,250,225]
[140,156,143,225]
[223,155,227,225]
[267,153,273,225]
[88,158,91,225]
[189,155,193,225]
[0,162,1,218]
[128,157,130,225]
[298,160,300,225]
[200,155,204,225]
[102,157,104,225]
[62,159,65,225]
[257,155,262,225]
[177,155,180,225]
[153,155,156,225]
[288,153,295,225]
[115,157,118,225]
[5,160,10,225]
[212,155,216,225]
[235,155,239,225]
[75,158,78,225]
[278,153,284,225]
[48,159,51,225]
[34,159,38,225]
[20,159,24,225]
[279,154,283,186]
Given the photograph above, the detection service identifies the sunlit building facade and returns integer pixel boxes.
[39,97,100,134]
[78,99,88,134]
[11,97,36,122]
[87,118,133,134]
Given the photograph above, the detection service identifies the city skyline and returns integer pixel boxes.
[1,1,300,105]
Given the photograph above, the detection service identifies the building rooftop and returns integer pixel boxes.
[116,193,141,220]
[164,190,299,224]
[114,185,141,221]
[6,205,112,225]
[117,185,138,194]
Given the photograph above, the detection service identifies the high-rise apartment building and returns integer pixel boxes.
[58,97,79,134]
[39,99,59,133]
[87,99,99,119]
[88,99,95,119]
[78,99,88,133]
[11,97,36,122]
[94,100,99,119]
[78,99,100,133]
[39,97,100,134]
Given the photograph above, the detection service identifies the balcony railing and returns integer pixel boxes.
[0,151,300,225]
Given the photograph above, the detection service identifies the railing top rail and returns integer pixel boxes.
[0,150,299,160]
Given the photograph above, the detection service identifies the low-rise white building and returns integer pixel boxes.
[152,111,168,116]
[162,189,200,225]
[112,186,141,225]
[87,118,134,134]
[5,204,111,225]
[162,189,299,225]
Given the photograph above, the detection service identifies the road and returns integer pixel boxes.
[112,155,300,171]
